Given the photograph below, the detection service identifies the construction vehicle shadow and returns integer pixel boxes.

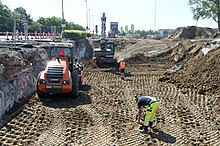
[39,91,92,109]
[149,128,176,144]
[96,64,116,68]
[81,84,92,91]
[0,98,28,128]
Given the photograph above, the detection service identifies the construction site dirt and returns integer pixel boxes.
[0,36,220,145]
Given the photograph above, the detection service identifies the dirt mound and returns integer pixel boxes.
[162,45,220,95]
[125,53,148,64]
[125,40,208,67]
[125,39,220,95]
[167,40,208,63]
[169,26,218,39]
[116,39,177,65]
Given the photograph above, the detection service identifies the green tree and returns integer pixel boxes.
[37,16,85,33]
[13,7,33,32]
[188,0,220,31]
[66,22,85,31]
[37,16,62,32]
[1,3,86,33]
[29,21,41,32]
[0,4,13,32]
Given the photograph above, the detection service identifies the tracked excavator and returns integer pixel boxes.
[37,42,83,98]
[93,13,117,67]
[93,39,117,67]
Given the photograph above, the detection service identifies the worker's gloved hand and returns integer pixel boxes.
[136,120,144,125]
[137,121,144,125]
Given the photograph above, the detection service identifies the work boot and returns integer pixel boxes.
[139,125,144,130]
[139,126,148,133]
[149,121,153,128]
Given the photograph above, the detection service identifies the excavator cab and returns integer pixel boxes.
[93,40,117,67]
[106,42,116,55]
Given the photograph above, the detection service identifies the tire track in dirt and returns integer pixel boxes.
[0,68,220,145]
[122,73,219,145]
[157,83,220,145]
[0,97,51,145]
[125,74,187,145]
[62,107,96,145]
[179,90,216,144]
[34,108,66,146]
[82,109,111,145]
[83,71,146,146]
[84,70,220,145]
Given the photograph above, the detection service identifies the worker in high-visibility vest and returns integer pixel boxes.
[119,58,125,80]
[133,95,160,133]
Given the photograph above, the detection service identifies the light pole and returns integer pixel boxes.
[39,24,42,40]
[61,0,65,31]
[23,18,28,42]
[85,0,88,31]
[92,15,94,34]
[13,15,16,46]
[88,8,90,31]
[154,0,157,32]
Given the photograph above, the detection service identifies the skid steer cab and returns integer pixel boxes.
[37,42,83,98]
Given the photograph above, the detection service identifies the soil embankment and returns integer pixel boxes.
[0,47,48,121]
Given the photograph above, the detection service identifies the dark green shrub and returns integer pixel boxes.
[62,30,92,40]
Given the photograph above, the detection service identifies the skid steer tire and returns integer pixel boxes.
[68,71,79,98]
[79,82,82,90]
[37,87,48,98]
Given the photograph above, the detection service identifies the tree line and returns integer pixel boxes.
[1,1,219,34]
[0,3,85,33]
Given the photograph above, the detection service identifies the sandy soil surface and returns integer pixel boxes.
[0,38,220,146]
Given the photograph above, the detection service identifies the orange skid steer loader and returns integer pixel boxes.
[37,42,83,98]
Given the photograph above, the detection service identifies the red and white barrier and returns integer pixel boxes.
[6,32,9,40]
[0,31,62,41]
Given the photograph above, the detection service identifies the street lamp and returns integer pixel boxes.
[85,0,88,31]
[92,15,94,34]
[88,8,90,31]
[154,0,157,31]
[61,0,65,31]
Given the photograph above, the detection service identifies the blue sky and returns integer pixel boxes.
[1,0,218,32]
